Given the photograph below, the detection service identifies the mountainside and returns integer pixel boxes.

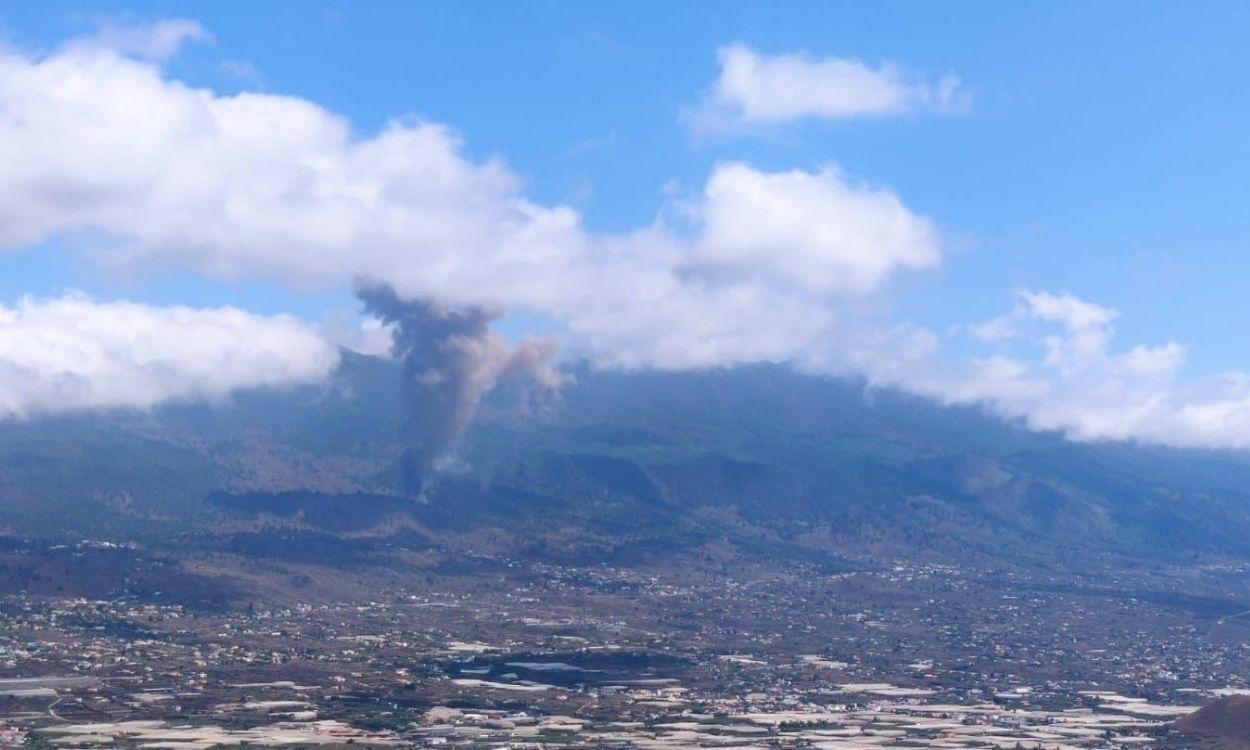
[4,352,1250,574]
[1177,696,1250,748]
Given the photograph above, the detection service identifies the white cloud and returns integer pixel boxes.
[0,35,941,377]
[1018,290,1117,332]
[75,18,211,61]
[1120,342,1186,377]
[354,317,400,358]
[0,293,339,417]
[963,315,1016,343]
[693,162,940,295]
[845,289,1250,451]
[686,43,968,131]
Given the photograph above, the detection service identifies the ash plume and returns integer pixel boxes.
[358,284,565,498]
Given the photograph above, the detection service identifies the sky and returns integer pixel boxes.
[1,2,1249,448]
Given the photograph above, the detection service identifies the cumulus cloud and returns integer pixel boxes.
[686,43,968,131]
[0,293,339,417]
[692,162,940,294]
[847,289,1250,451]
[0,34,941,374]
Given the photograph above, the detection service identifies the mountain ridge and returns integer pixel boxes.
[3,354,1250,572]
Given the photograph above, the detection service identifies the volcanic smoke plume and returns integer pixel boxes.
[358,284,565,497]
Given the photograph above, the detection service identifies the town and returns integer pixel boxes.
[1,550,1247,749]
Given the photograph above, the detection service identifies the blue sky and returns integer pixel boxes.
[1,2,1249,447]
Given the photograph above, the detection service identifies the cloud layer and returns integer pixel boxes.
[0,293,338,417]
[686,43,967,131]
[2,25,1248,453]
[845,290,1250,451]
[0,31,940,373]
